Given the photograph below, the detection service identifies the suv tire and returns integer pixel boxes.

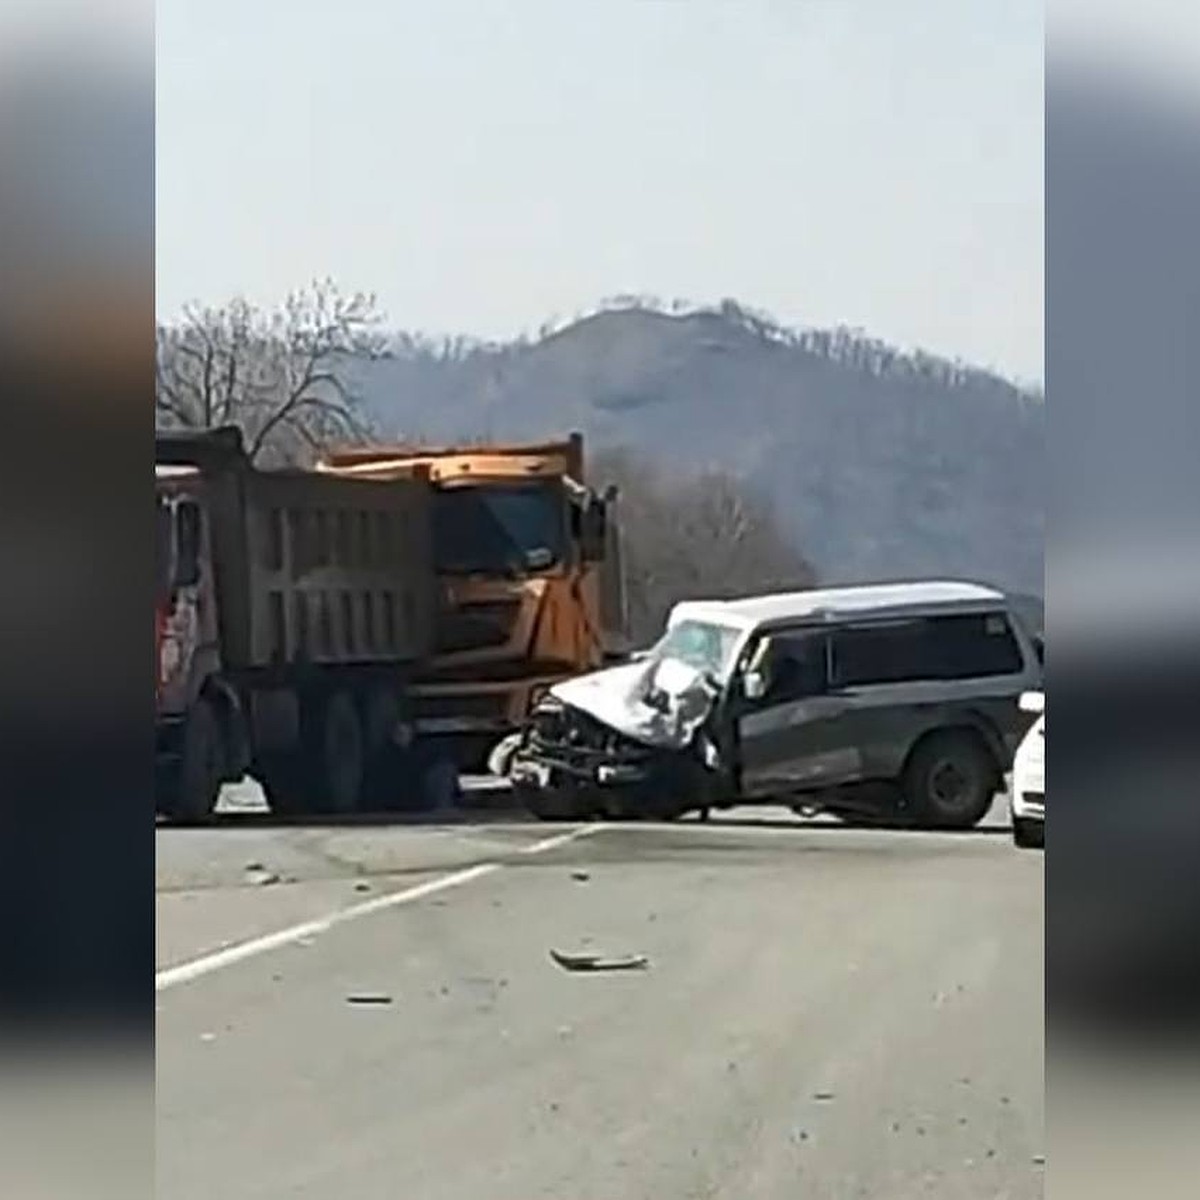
[903,730,998,829]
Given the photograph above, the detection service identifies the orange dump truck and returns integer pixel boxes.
[320,433,629,770]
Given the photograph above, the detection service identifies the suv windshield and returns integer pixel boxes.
[651,619,742,683]
[433,481,567,576]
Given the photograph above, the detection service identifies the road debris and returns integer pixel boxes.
[354,881,372,893]
[549,948,649,973]
[244,865,281,887]
[812,1091,836,1102]
[346,992,394,1006]
[570,870,591,883]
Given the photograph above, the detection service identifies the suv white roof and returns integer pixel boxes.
[669,580,1007,633]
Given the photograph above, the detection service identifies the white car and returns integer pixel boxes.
[1010,690,1044,848]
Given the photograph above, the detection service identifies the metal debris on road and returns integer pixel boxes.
[549,948,650,972]
[346,992,394,1006]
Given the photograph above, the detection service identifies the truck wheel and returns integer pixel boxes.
[903,731,998,829]
[318,692,365,815]
[162,698,224,823]
[359,689,411,811]
[255,753,316,820]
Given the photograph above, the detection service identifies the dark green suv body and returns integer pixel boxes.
[511,580,1044,827]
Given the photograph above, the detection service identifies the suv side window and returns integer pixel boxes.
[927,611,1024,678]
[750,628,829,703]
[830,619,925,687]
[830,611,1024,687]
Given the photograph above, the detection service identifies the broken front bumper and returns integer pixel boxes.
[510,755,651,790]
[511,697,674,791]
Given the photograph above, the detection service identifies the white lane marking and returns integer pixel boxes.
[156,823,599,992]
[517,826,597,855]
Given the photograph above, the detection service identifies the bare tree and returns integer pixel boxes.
[156,279,385,464]
[591,447,817,645]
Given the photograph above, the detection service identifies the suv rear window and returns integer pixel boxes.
[831,611,1024,686]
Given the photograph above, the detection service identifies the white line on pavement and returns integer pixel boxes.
[156,823,599,992]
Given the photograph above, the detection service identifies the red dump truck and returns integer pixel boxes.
[155,427,436,820]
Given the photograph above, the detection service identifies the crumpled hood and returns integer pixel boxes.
[547,656,716,749]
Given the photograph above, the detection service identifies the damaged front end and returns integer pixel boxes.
[509,656,726,821]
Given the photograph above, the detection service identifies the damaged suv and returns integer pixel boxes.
[508,581,1043,827]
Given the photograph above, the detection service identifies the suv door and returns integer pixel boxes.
[733,626,863,798]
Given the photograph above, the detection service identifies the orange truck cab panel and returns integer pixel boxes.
[320,433,628,753]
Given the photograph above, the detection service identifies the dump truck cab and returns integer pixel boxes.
[155,426,250,730]
[320,433,628,765]
[156,463,218,722]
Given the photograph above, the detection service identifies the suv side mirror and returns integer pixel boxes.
[579,497,607,562]
[743,670,767,701]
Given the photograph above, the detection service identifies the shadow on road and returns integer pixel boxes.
[158,779,1015,837]
[158,805,533,831]
[696,814,1015,837]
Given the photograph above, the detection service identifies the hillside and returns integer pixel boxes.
[353,301,1044,597]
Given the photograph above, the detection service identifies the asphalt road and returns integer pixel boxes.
[157,796,1043,1199]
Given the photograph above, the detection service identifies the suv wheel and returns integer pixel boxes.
[903,731,997,829]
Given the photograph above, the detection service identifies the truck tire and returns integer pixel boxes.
[359,688,415,811]
[256,754,315,817]
[160,698,224,823]
[318,691,365,815]
[902,730,998,829]
[257,692,365,817]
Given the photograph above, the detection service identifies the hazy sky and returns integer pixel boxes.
[156,1,1043,383]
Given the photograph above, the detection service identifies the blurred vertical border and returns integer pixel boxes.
[0,2,153,1197]
[1048,2,1200,1197]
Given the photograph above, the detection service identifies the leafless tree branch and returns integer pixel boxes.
[156,280,381,464]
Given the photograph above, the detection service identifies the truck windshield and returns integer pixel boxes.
[651,619,742,683]
[433,481,567,576]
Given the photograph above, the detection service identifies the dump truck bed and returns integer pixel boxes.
[157,430,437,672]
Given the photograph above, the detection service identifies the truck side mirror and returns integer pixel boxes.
[580,497,607,561]
[156,501,174,601]
[175,501,203,588]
